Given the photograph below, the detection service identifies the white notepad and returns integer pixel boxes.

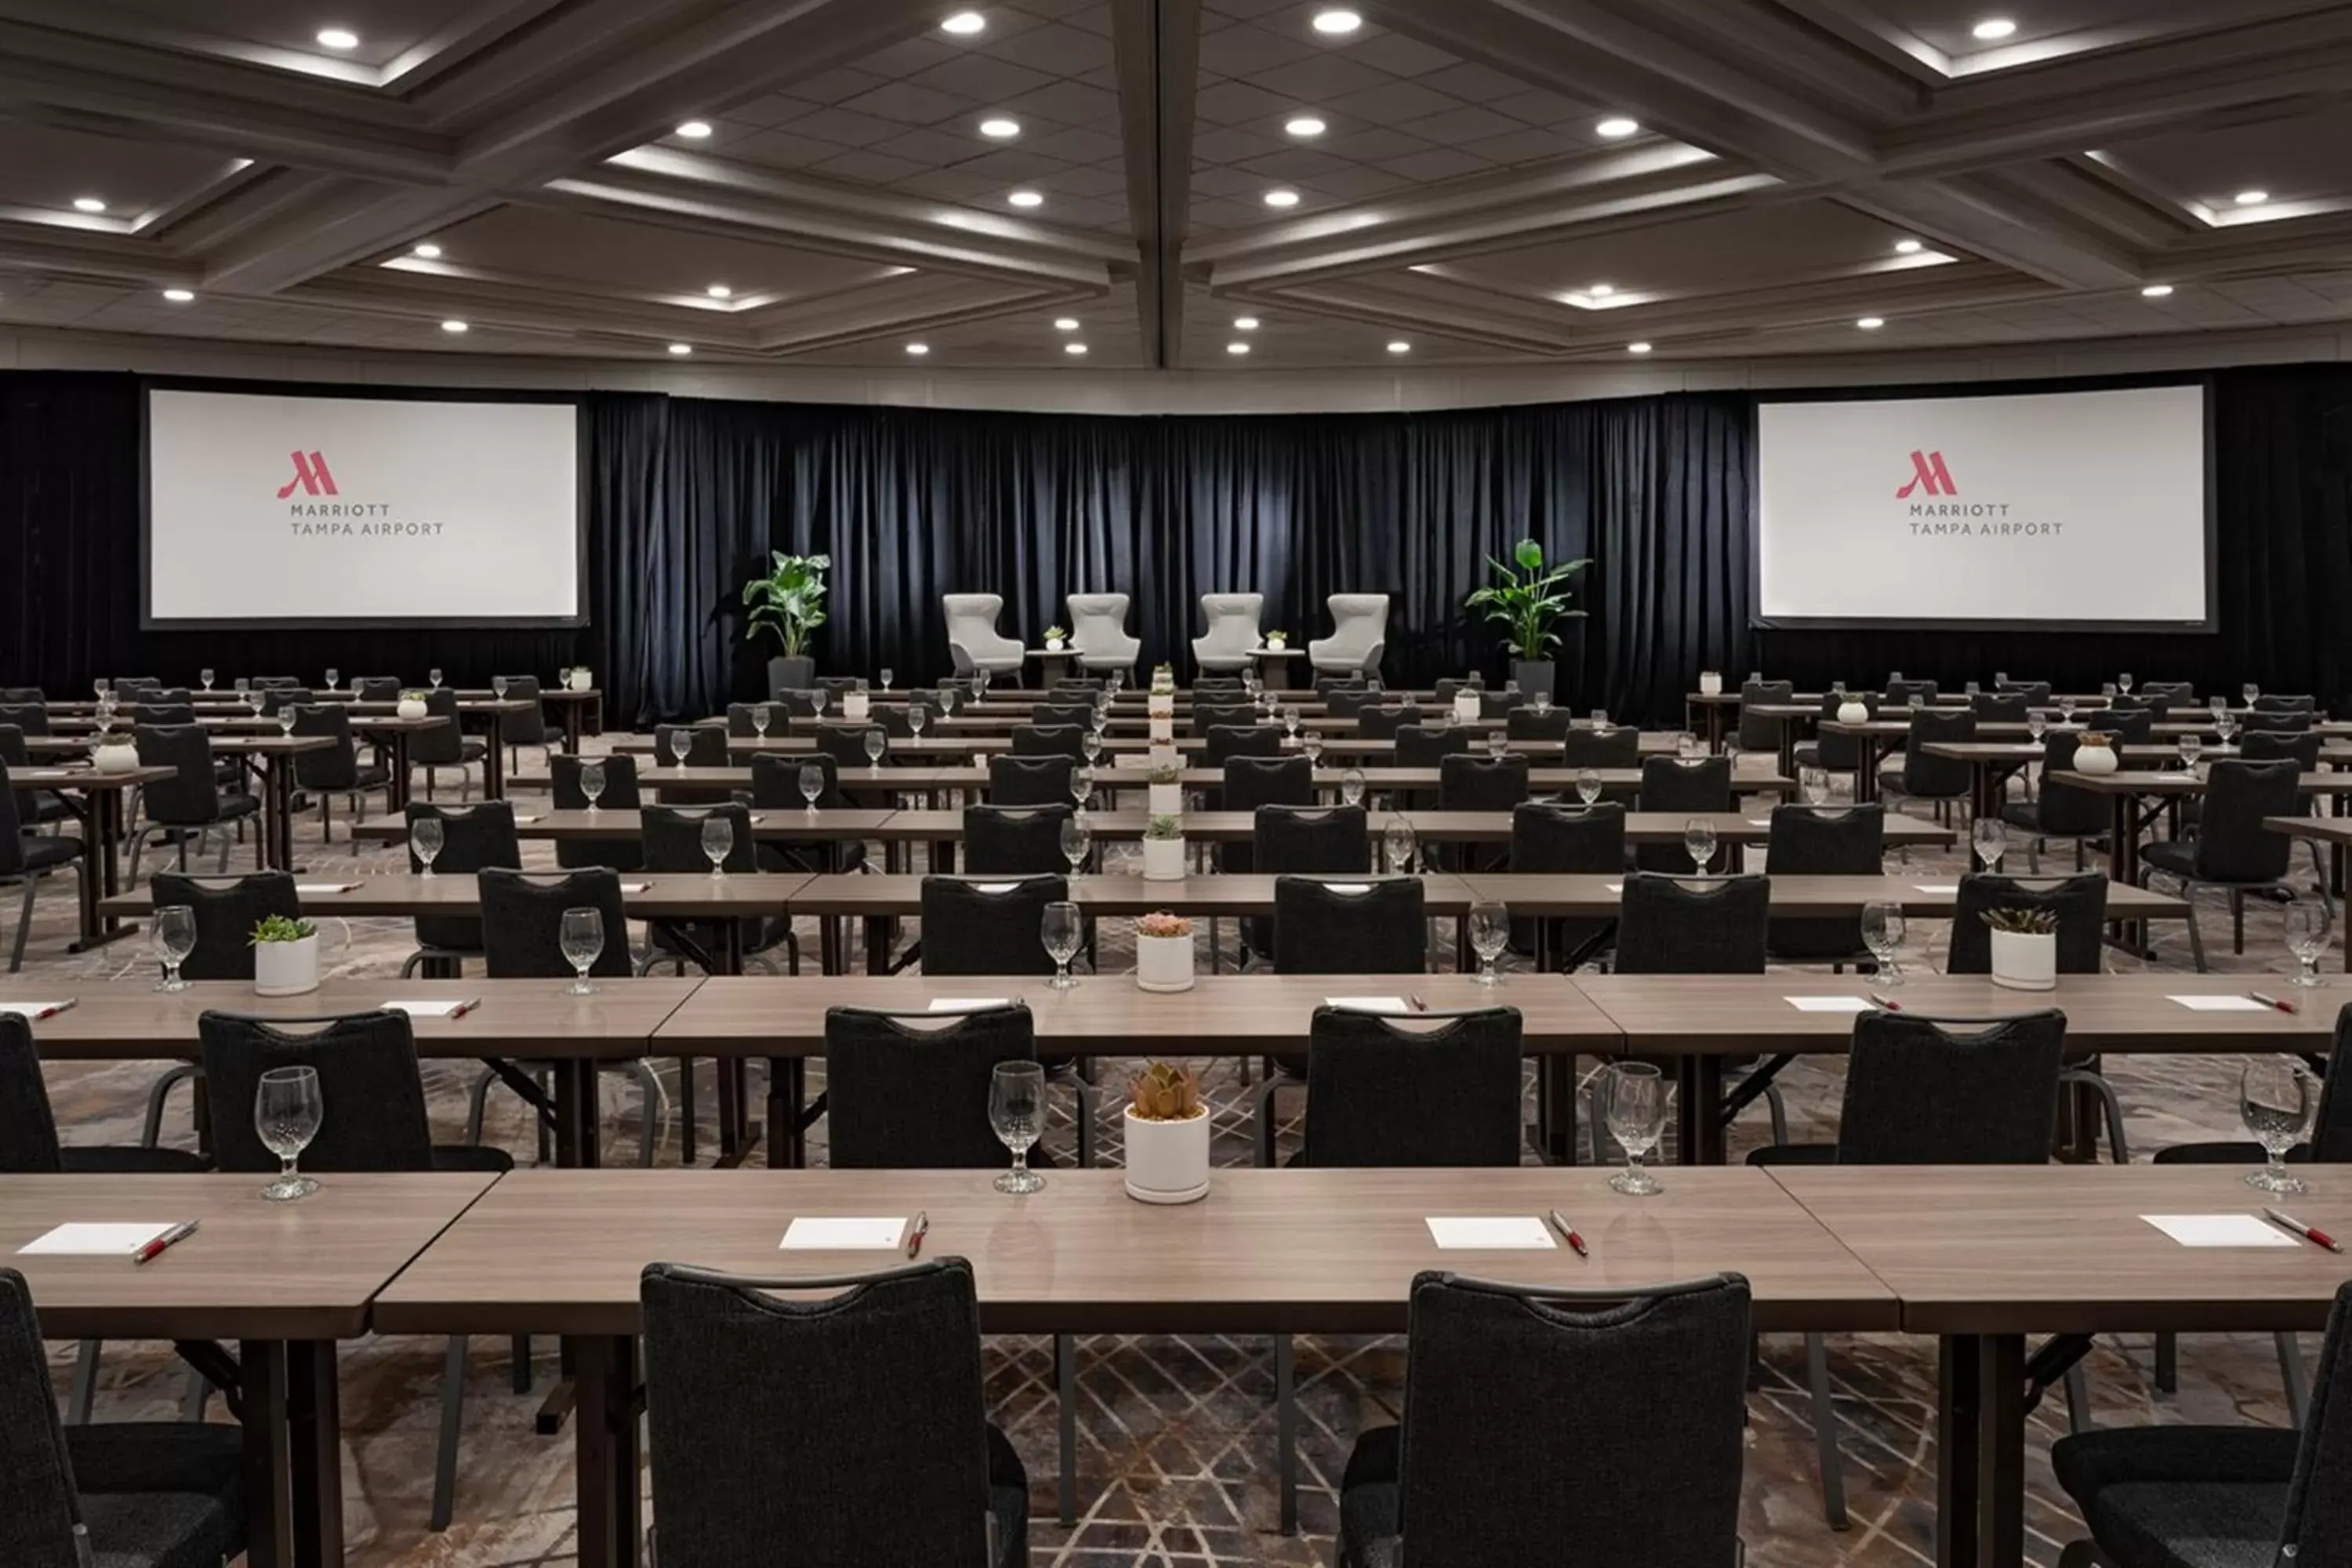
[2168,994,2274,1012]
[619,882,653,894]
[1913,884,1960,894]
[1425,1216,1555,1250]
[0,1001,74,1020]
[2143,1214,2297,1248]
[20,1222,176,1256]
[973,882,1021,894]
[1603,881,1624,893]
[510,814,541,825]
[1326,996,1409,1014]
[781,1217,908,1250]
[1786,996,1873,1013]
[930,998,1011,1011]
[296,882,359,895]
[381,1000,474,1018]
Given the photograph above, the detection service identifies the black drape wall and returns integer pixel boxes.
[3,365,2347,727]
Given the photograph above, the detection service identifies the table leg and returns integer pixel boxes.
[1853,736,1881,804]
[264,755,300,873]
[563,701,586,753]
[1672,1056,1726,1165]
[240,1338,296,1568]
[477,715,506,799]
[1972,762,1998,825]
[1537,1055,1576,1163]
[1936,1334,1981,1568]
[386,732,412,814]
[65,787,128,951]
[287,1340,345,1568]
[570,1333,643,1568]
[554,1060,602,1169]
[2108,793,2138,946]
[1976,1334,2025,1568]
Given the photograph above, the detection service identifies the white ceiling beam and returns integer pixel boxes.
[1837,173,2143,290]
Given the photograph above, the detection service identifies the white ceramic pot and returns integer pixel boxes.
[1046,638,1065,652]
[1699,671,1723,695]
[1837,700,1870,725]
[253,935,320,997]
[1148,744,1179,771]
[1453,693,1481,723]
[1123,1107,1210,1203]
[1149,717,1174,743]
[1142,836,1187,881]
[843,692,871,720]
[91,738,140,775]
[1148,694,1174,717]
[1267,636,1286,649]
[1148,782,1183,815]
[567,669,592,691]
[1134,931,1196,993]
[2074,742,2119,776]
[1989,929,2058,991]
[395,697,428,720]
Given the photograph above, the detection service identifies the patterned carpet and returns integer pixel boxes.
[24,742,2333,1566]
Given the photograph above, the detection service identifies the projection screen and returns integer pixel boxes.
[1755,382,2213,630]
[144,386,583,628]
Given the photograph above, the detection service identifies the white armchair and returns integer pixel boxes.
[1309,593,1388,676]
[1191,593,1263,673]
[942,593,1024,677]
[1066,593,1140,673]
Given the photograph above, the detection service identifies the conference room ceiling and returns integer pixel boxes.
[3,0,2352,370]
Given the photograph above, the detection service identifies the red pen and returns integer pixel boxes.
[2265,1207,2343,1252]
[11,999,78,1021]
[133,1220,198,1265]
[906,1210,930,1260]
[446,998,482,1019]
[2245,991,2299,1015]
[1547,1209,1589,1258]
[1867,993,1904,1012]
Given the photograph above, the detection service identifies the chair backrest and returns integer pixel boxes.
[0,1265,89,1565]
[2311,1007,2352,1164]
[1737,680,1793,750]
[196,1009,435,1172]
[1301,1007,1523,1167]
[1511,800,1625,870]
[641,804,758,873]
[1322,688,1377,720]
[0,704,45,738]
[2035,731,2109,836]
[2089,707,2154,744]
[826,1004,1037,1168]
[0,764,24,876]
[499,676,550,745]
[1272,876,1425,973]
[725,702,782,739]
[289,703,359,788]
[1313,593,1389,671]
[815,677,863,700]
[1389,1271,1751,1568]
[407,800,521,952]
[551,753,644,810]
[2245,730,2322,769]
[1029,702,1094,728]
[2270,1279,2352,1566]
[963,804,1073,876]
[1762,806,1885,960]
[1477,689,1522,720]
[354,677,403,702]
[2254,694,2317,714]
[1900,707,1976,795]
[1012,723,1086,760]
[750,752,848,811]
[0,1015,67,1174]
[1998,681,2050,706]
[654,724,730,770]
[815,725,889,780]
[1194,593,1263,662]
[1218,757,1312,873]
[150,871,301,982]
[1637,754,1730,812]
[0,687,43,705]
[1813,691,1881,770]
[1255,804,1370,876]
[1947,873,2108,975]
[1439,753,1528,812]
[989,753,1074,806]
[919,874,1066,975]
[1203,724,1283,771]
[1971,691,2030,720]
[410,686,466,764]
[1190,702,1258,736]
[2139,681,2193,708]
[1192,675,1244,695]
[1835,1009,2067,1163]
[2193,759,2300,882]
[1505,707,1571,742]
[1884,678,1937,706]
[1559,725,1640,768]
[1066,593,1136,660]
[258,686,314,716]
[1313,673,1366,699]
[1357,703,1425,739]
[132,724,224,825]
[479,868,633,978]
[1616,874,1769,973]
[1395,724,1472,771]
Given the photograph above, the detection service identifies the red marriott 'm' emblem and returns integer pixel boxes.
[1896,450,1958,499]
[277,452,339,499]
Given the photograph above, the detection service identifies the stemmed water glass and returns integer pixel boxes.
[1384,817,1417,875]
[668,728,693,769]
[1059,817,1091,877]
[2244,683,2259,706]
[1071,767,1095,814]
[1972,817,2007,872]
[256,1065,323,1202]
[1683,817,1718,874]
[751,704,773,740]
[1486,729,1508,757]
[412,815,445,876]
[2118,673,2133,695]
[1675,731,1700,760]
[863,729,886,770]
[2240,1058,2314,1192]
[880,667,894,693]
[199,668,215,691]
[798,762,826,811]
[2057,695,2076,724]
[2178,734,2203,769]
[1575,769,1602,807]
[1602,1062,1667,1196]
[2027,711,2047,742]
[324,668,339,691]
[2285,901,2330,986]
[1042,900,1081,990]
[701,815,735,877]
[938,688,957,717]
[809,688,828,718]
[1281,706,1301,741]
[989,1060,1047,1194]
[2216,711,2239,745]
[579,760,606,811]
[1341,768,1367,808]
[1589,709,1608,730]
[1468,901,1509,984]
[492,675,510,699]
[1081,731,1102,766]
[908,705,928,741]
[1303,732,1324,767]
[277,707,297,737]
[151,904,196,992]
[428,668,443,690]
[1861,899,1904,984]
[245,689,265,718]
[559,906,604,994]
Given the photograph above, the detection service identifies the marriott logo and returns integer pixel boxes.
[276,451,339,499]
[1895,450,1958,499]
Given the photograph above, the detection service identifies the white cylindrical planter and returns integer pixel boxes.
[1453,693,1480,723]
[1123,1108,1210,1203]
[1148,782,1183,815]
[1148,745,1179,771]
[1047,638,1065,652]
[843,692,871,720]
[1699,671,1723,695]
[1148,694,1174,717]
[567,668,593,691]
[2074,742,2118,775]
[1989,930,2058,991]
[1142,836,1187,880]
[91,739,141,775]
[1149,717,1174,742]
[253,935,321,997]
[1836,700,1870,725]
[395,697,428,720]
[1134,932,1196,993]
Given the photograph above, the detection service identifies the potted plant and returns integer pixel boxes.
[1123,1061,1209,1203]
[89,726,140,775]
[1465,537,1589,702]
[395,688,430,720]
[1698,670,1722,695]
[1044,624,1068,652]
[741,551,829,696]
[2074,729,2119,775]
[1150,662,1176,695]
[250,914,321,996]
[1134,911,1196,993]
[566,667,593,692]
[1836,691,1872,725]
[1984,906,2060,991]
[1142,813,1186,880]
[1265,630,1287,649]
[1148,741,1179,771]
[1146,762,1185,817]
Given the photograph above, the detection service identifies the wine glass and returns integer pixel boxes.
[1800,766,1829,806]
[752,704,773,739]
[2285,901,2330,986]
[1341,768,1366,808]
[234,677,249,694]
[2244,683,2259,706]
[2178,734,2203,769]
[256,1065,323,1202]
[1575,768,1602,807]
[2211,695,2228,720]
[667,728,692,769]
[2118,673,2133,695]
[276,707,296,736]
[1683,817,1718,873]
[1303,732,1324,767]
[2216,711,2239,745]
[701,815,734,877]
[2101,682,2117,699]
[1530,691,1552,715]
[2240,1058,2314,1192]
[909,705,929,741]
[580,760,606,811]
[863,729,885,770]
[1042,900,1081,990]
[1831,681,1847,696]
[199,668,215,691]
[1589,709,1607,729]
[1071,768,1095,813]
[559,907,604,994]
[492,675,510,699]
[1081,731,1102,765]
[1469,901,1509,984]
[1861,900,1905,984]
[1675,731,1700,760]
[324,667,339,691]
[1972,817,2007,872]
[151,903,196,992]
[429,668,443,690]
[1059,817,1091,876]
[989,1060,1047,1194]
[93,678,109,699]
[2057,695,2077,723]
[1281,706,1301,739]
[1602,1061,1666,1196]
[880,666,894,693]
[2028,712,2047,741]
[1384,817,1417,874]
[938,688,957,717]
[245,690,264,717]
[1486,729,1508,757]
[1907,694,1924,712]
[810,688,828,717]
[1722,740,1741,779]
[798,762,825,811]
[412,815,445,876]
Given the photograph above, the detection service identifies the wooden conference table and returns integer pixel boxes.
[9,764,172,952]
[23,734,340,875]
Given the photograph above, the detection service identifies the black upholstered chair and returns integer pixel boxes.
[1336,1272,1751,1568]
[1877,707,1976,822]
[725,702,785,739]
[1634,756,1731,873]
[1393,724,1472,779]
[826,1003,1038,1170]
[550,754,644,873]
[412,688,489,800]
[0,688,42,705]
[0,725,64,830]
[750,751,847,810]
[920,874,1066,976]
[2139,758,2302,968]
[1190,702,1258,737]
[129,725,258,877]
[1509,800,1624,969]
[1011,723,1086,760]
[1438,753,1528,811]
[1794,691,1878,780]
[2002,731,2111,872]
[640,1258,1029,1568]
[1615,873,1768,973]
[877,695,945,739]
[401,800,521,977]
[149,871,300,982]
[1293,1005,1524,1168]
[1029,702,1094,729]
[1477,688,1521,720]
[132,704,195,728]
[2252,694,2317,715]
[1216,757,1312,873]
[1356,703,1424,739]
[1505,706,1572,742]
[1949,873,2109,976]
[989,754,1074,807]
[964,804,1075,876]
[495,674,563,769]
[815,725,896,796]
[353,677,403,703]
[1319,688,1376,720]
[256,686,313,716]
[2092,707,2157,744]
[2245,729,2323,768]
[1998,680,2052,706]
[0,766,82,973]
[1737,678,1794,751]
[1202,724,1283,781]
[648,724,732,805]
[1,1014,203,1176]
[289,704,391,841]
[1271,876,1425,974]
[1560,724,1641,769]
[1971,691,2031,720]
[1762,805,1884,966]
[641,804,793,975]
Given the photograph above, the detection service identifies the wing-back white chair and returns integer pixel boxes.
[942,593,1024,677]
[1192,593,1263,673]
[1310,593,1388,675]
[1065,593,1141,673]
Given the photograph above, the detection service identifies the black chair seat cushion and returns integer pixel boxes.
[456,741,489,763]
[216,793,261,822]
[985,1422,1029,1568]
[2051,1425,2298,1568]
[16,833,82,872]
[1337,1423,1403,1568]
[1999,800,2045,833]
[2139,839,2201,878]
[430,1143,516,1174]
[1744,1142,1837,1167]
[64,1420,249,1568]
[59,1145,208,1175]
[350,764,391,789]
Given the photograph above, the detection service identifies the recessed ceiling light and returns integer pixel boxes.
[706,283,731,299]
[941,10,986,34]
[1387,340,1410,354]
[315,27,359,49]
[1970,18,2016,40]
[1285,116,1327,138]
[1263,188,1301,208]
[441,319,469,334]
[1065,342,1088,355]
[675,121,713,140]
[162,289,194,303]
[668,343,693,354]
[411,242,442,259]
[1312,9,1362,35]
[1053,318,1080,331]
[979,117,1021,139]
[1857,316,1886,329]
[71,197,105,213]
[1893,238,1923,254]
[1007,189,1044,209]
[1588,282,1614,297]
[2141,283,2176,298]
[1227,342,1251,355]
[1234,316,1260,330]
[1628,341,1653,354]
[2234,189,2270,206]
[1595,117,1640,139]
[906,343,930,356]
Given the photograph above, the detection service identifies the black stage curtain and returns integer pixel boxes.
[4,366,2345,727]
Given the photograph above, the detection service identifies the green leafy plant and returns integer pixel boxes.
[1265,630,1287,643]
[1465,538,1591,659]
[1981,907,2059,935]
[249,914,318,945]
[1146,762,1183,785]
[1044,624,1068,643]
[1145,812,1185,840]
[740,552,830,658]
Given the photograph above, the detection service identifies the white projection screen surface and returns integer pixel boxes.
[144,387,582,627]
[1755,383,2212,630]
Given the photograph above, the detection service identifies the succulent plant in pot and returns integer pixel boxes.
[2073,729,2120,775]
[1142,811,1186,882]
[249,913,322,997]
[1044,624,1069,649]
[1123,1059,1209,1203]
[1146,761,1185,815]
[1984,905,2060,991]
[1134,910,1196,993]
